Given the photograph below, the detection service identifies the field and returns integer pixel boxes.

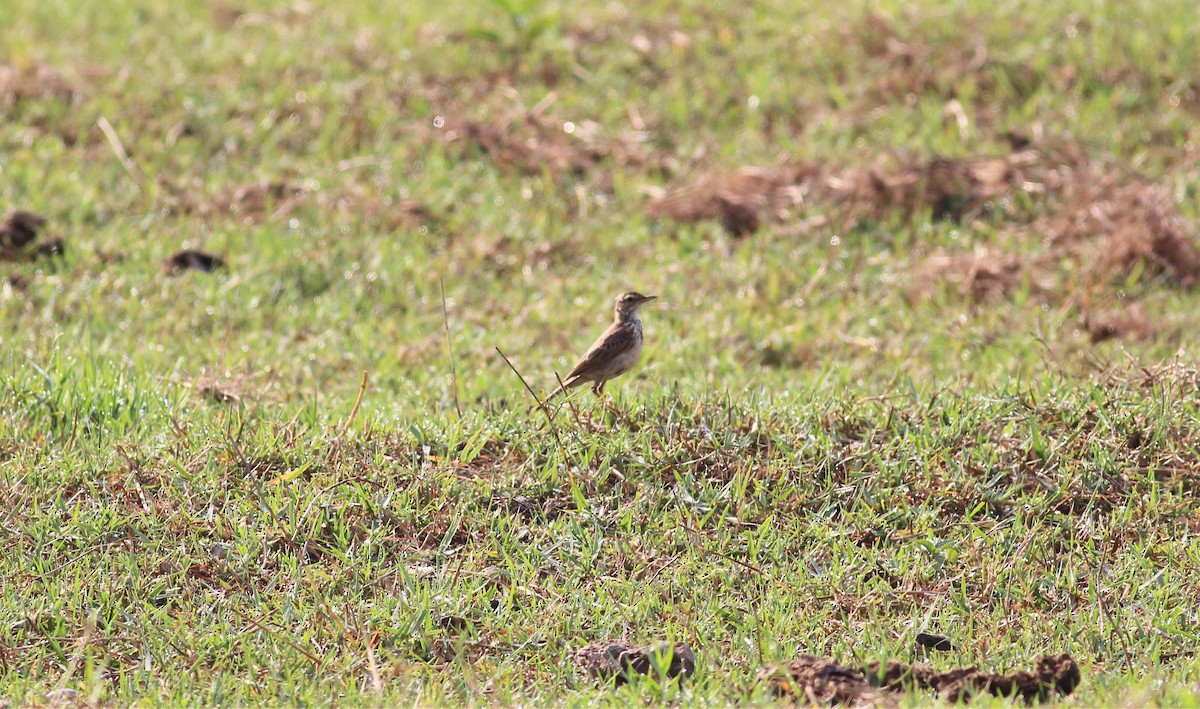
[3,0,1200,704]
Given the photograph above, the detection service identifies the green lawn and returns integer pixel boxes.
[3,0,1200,704]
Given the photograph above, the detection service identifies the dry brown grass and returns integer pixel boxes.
[440,104,664,188]
[1082,303,1154,343]
[910,249,1040,304]
[0,61,76,107]
[0,210,64,262]
[644,164,820,237]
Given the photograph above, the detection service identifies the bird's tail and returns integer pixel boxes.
[542,382,569,405]
[540,375,577,407]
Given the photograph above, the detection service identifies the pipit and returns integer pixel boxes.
[546,291,657,401]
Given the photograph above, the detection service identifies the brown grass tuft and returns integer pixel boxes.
[911,248,1039,304]
[830,152,1039,223]
[1082,303,1153,343]
[443,108,659,185]
[1093,186,1200,287]
[322,190,437,232]
[0,61,76,106]
[1035,174,1200,289]
[197,382,241,405]
[575,641,696,685]
[869,653,1080,703]
[1,210,64,262]
[189,372,246,405]
[758,655,888,707]
[644,164,820,236]
[207,180,311,223]
[643,148,1061,238]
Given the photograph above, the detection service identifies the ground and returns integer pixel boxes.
[2,0,1200,705]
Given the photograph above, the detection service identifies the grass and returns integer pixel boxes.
[3,0,1200,704]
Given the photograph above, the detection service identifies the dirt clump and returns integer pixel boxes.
[197,382,241,404]
[1,211,65,261]
[32,238,65,258]
[323,190,436,232]
[1082,303,1152,343]
[869,653,1080,703]
[502,491,571,521]
[757,654,888,707]
[0,211,46,249]
[1034,176,1200,289]
[166,178,312,223]
[443,106,661,186]
[3,274,28,298]
[0,62,76,107]
[574,641,695,685]
[914,633,954,652]
[1092,185,1200,287]
[643,150,1051,237]
[838,11,1071,129]
[207,180,310,223]
[911,248,1042,304]
[645,164,820,237]
[833,152,1039,223]
[164,249,226,275]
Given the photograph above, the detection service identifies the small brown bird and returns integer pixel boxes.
[547,291,657,401]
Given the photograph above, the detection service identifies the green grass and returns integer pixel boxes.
[3,0,1200,704]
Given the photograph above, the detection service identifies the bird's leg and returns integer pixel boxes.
[594,380,629,423]
[594,380,617,408]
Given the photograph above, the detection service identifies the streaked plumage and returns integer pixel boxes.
[547,291,656,401]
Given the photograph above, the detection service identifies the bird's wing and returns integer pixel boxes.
[561,323,638,385]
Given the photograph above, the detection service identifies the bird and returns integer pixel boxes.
[546,291,657,402]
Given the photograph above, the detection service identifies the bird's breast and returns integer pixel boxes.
[609,325,644,371]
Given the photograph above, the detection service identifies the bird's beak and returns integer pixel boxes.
[642,294,657,302]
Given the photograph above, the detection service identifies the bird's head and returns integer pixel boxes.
[614,291,657,317]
